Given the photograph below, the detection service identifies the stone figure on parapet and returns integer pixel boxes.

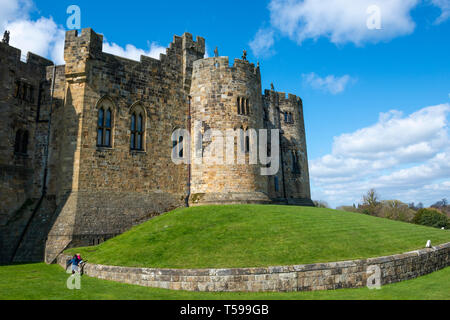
[242,49,247,61]
[271,83,275,91]
[2,30,10,44]
[214,47,219,58]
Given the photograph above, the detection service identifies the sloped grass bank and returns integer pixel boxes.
[66,205,450,269]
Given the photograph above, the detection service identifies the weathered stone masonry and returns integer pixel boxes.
[1,28,313,264]
[58,243,450,292]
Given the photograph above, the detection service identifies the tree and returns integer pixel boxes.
[360,189,381,216]
[431,198,448,209]
[363,189,380,207]
[379,200,415,222]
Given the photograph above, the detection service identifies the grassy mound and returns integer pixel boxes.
[67,205,450,269]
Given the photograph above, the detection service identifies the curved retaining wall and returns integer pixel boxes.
[58,242,450,292]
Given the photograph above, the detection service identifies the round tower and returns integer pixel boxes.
[189,57,271,205]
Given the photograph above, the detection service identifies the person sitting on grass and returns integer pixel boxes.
[70,254,83,275]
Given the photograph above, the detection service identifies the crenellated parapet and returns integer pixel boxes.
[64,29,103,81]
[193,57,260,78]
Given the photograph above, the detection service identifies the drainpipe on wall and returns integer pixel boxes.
[186,95,192,207]
[275,94,287,202]
[42,65,56,195]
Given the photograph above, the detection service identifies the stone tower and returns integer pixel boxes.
[189,57,271,205]
[263,91,312,204]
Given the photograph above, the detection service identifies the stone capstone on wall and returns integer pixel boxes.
[58,242,450,292]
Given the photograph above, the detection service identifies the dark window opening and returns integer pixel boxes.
[237,97,250,115]
[13,81,34,103]
[284,112,294,124]
[173,130,185,159]
[292,151,301,174]
[179,136,184,158]
[245,136,250,153]
[14,129,29,155]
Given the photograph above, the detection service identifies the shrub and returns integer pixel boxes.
[378,200,415,223]
[413,209,450,229]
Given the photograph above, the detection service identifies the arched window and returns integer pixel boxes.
[97,98,114,148]
[245,99,250,115]
[237,98,241,115]
[131,111,145,151]
[14,130,29,155]
[284,112,288,123]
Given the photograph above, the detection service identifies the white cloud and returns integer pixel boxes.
[302,72,355,94]
[2,0,169,65]
[103,41,166,61]
[310,104,450,207]
[0,0,32,28]
[431,0,450,24]
[268,0,420,45]
[7,17,66,64]
[249,28,275,57]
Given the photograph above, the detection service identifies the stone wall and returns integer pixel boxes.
[0,41,54,264]
[44,29,205,262]
[58,242,449,292]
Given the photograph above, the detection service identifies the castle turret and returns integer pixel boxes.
[189,57,271,205]
[264,90,313,205]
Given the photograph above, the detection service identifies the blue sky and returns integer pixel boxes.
[2,0,449,207]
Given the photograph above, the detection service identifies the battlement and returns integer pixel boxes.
[168,33,204,53]
[65,28,104,53]
[0,42,53,68]
[264,90,302,104]
[193,57,259,76]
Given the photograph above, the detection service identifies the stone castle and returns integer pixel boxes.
[0,28,313,265]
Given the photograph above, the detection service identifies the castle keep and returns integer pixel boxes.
[0,28,313,264]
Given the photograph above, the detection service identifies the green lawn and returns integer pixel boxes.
[0,263,449,300]
[66,205,450,269]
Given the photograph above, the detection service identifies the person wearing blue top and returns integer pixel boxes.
[70,254,83,274]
